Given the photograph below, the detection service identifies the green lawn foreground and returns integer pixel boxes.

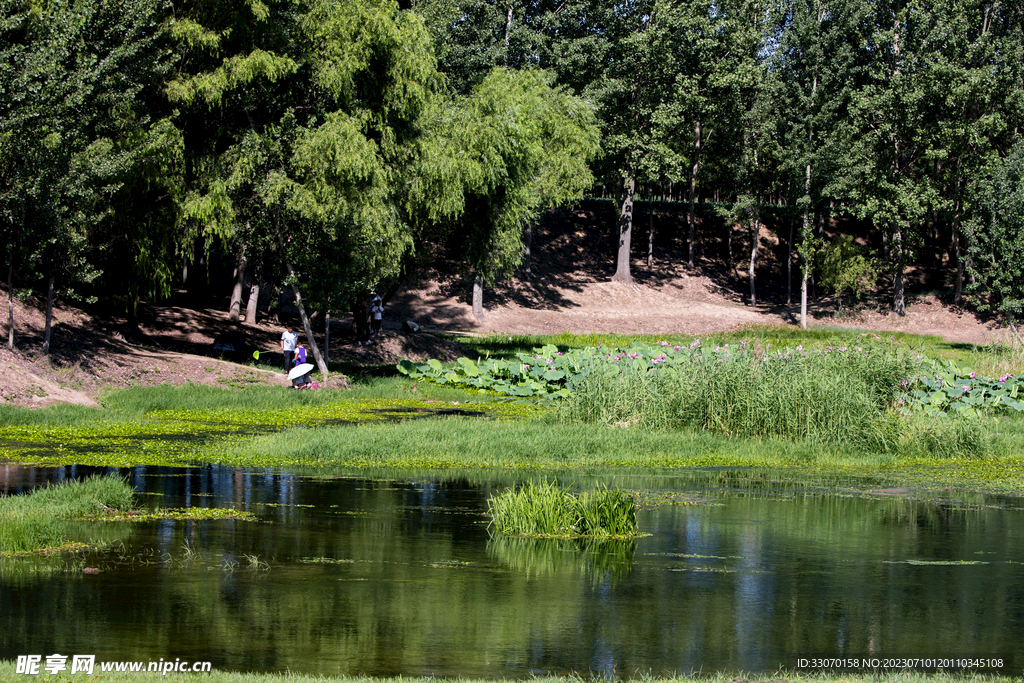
[0,667,1018,683]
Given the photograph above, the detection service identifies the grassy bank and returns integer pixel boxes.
[3,390,1024,495]
[2,328,1024,495]
[208,413,1024,493]
[0,474,254,556]
[0,475,134,554]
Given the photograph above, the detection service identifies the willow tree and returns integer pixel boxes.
[169,0,442,378]
[411,68,599,322]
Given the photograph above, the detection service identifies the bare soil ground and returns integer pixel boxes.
[0,205,1007,408]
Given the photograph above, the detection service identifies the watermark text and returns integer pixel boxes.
[16,655,212,675]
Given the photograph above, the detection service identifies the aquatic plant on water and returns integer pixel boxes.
[899,358,1024,415]
[487,481,638,539]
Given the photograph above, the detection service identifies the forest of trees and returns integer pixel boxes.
[3,0,1024,355]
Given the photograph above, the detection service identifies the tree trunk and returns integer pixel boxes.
[229,248,247,323]
[324,312,330,364]
[273,214,328,380]
[787,215,795,306]
[126,303,142,340]
[952,170,965,305]
[800,260,809,330]
[43,275,54,355]
[749,204,760,306]
[503,2,513,66]
[800,157,812,329]
[472,275,485,323]
[727,222,734,275]
[7,260,13,350]
[246,283,259,325]
[647,192,654,269]
[289,279,328,380]
[953,228,965,303]
[892,224,906,316]
[688,119,702,269]
[612,176,635,284]
[523,221,532,278]
[749,146,761,306]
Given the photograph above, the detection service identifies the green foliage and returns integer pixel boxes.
[399,337,1005,456]
[817,235,880,310]
[487,481,638,538]
[170,0,443,312]
[559,341,923,451]
[966,140,1024,331]
[0,0,178,310]
[413,67,599,284]
[398,343,578,397]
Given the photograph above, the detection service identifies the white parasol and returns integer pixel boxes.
[288,363,315,380]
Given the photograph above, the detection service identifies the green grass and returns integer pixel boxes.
[2,328,1024,497]
[556,345,985,457]
[487,480,638,538]
[207,415,961,469]
[0,475,135,554]
[0,666,1017,683]
[0,402,126,428]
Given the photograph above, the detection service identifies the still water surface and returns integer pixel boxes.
[1,465,1022,677]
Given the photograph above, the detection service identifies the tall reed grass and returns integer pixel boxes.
[557,345,985,456]
[487,481,637,538]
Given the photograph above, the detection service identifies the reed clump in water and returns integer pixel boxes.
[487,481,638,539]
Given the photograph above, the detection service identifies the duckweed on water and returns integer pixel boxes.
[90,507,256,523]
[0,398,546,467]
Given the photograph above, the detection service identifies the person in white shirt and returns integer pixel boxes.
[280,326,297,371]
[370,293,383,336]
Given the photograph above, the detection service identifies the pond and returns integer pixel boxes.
[1,464,1022,678]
